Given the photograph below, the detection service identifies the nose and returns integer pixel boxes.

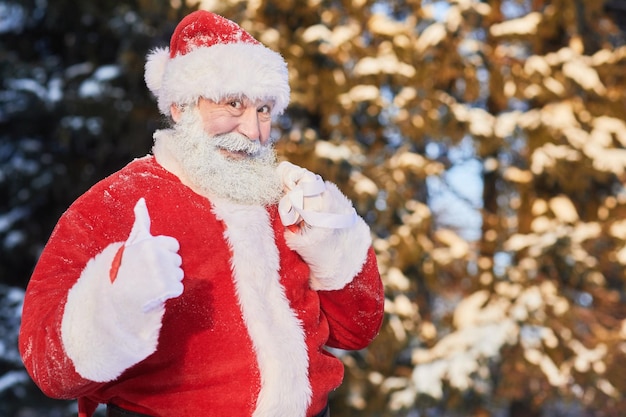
[237,107,262,142]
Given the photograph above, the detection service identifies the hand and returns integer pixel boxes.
[110,198,184,314]
[277,165,372,291]
[61,198,185,381]
[277,161,356,229]
[277,161,324,196]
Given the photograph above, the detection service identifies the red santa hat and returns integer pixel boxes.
[144,10,290,117]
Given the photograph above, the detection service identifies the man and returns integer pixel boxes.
[19,10,384,417]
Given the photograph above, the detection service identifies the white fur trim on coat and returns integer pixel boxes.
[144,43,290,117]
[211,198,311,417]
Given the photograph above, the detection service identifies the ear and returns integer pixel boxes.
[170,104,182,123]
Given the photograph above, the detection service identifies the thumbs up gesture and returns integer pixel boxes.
[109,198,184,316]
[60,198,185,382]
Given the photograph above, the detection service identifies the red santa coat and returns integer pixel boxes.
[19,155,384,417]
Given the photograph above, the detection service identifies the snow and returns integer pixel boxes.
[94,65,121,81]
[413,359,447,398]
[4,230,25,249]
[411,320,518,399]
[78,65,122,98]
[65,62,94,79]
[415,23,447,53]
[0,2,25,34]
[48,77,63,102]
[78,79,103,98]
[490,12,543,37]
[0,285,25,371]
[0,207,29,233]
[0,371,29,393]
[7,79,48,101]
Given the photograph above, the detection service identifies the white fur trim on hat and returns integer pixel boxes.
[144,42,290,117]
[144,47,170,94]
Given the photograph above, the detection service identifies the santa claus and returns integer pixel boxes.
[19,10,384,417]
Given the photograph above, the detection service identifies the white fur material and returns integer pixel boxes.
[285,182,372,291]
[144,43,290,117]
[211,198,311,417]
[144,47,169,94]
[61,243,165,382]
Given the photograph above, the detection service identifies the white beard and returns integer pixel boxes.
[166,108,283,206]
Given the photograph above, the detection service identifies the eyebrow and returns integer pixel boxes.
[218,95,275,105]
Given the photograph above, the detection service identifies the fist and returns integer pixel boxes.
[276,161,356,229]
[276,161,326,227]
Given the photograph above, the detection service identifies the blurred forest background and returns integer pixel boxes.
[3,0,626,416]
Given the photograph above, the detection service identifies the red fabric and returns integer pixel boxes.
[170,11,259,58]
[78,397,98,417]
[19,155,384,417]
[109,245,125,282]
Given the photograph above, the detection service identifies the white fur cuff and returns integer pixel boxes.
[284,186,372,291]
[61,243,163,382]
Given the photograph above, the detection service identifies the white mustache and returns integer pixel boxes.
[212,133,264,156]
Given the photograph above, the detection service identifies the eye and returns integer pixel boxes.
[229,99,243,109]
[257,103,273,121]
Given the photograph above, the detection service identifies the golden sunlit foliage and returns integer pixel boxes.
[5,0,626,416]
[195,0,626,416]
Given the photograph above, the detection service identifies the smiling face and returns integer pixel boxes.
[172,96,274,157]
[165,98,283,206]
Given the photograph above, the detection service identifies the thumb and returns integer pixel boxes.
[126,198,152,246]
[277,161,307,190]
